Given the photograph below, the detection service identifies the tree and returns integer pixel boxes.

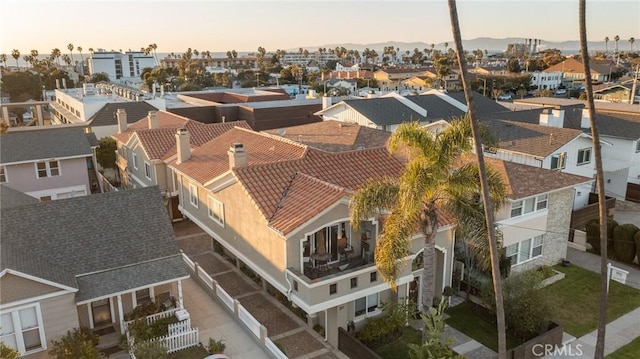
[97,137,117,171]
[11,49,20,68]
[506,58,521,73]
[132,341,167,359]
[579,2,608,358]
[49,328,101,359]
[0,343,19,359]
[89,72,110,83]
[0,53,7,68]
[1,71,43,101]
[630,37,635,52]
[67,43,74,65]
[447,0,508,357]
[604,36,609,54]
[408,299,465,359]
[51,48,61,66]
[349,118,506,316]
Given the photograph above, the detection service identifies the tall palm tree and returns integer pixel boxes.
[604,36,609,54]
[51,48,61,66]
[350,119,506,316]
[0,54,7,68]
[630,37,635,52]
[77,46,84,65]
[67,43,74,65]
[579,3,608,358]
[11,49,20,68]
[447,0,507,357]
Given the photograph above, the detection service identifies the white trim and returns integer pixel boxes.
[128,172,146,187]
[26,184,88,201]
[34,160,61,179]
[2,269,78,292]
[204,171,237,190]
[207,196,225,227]
[75,275,189,305]
[132,152,139,170]
[189,183,199,208]
[0,302,47,355]
[144,161,152,180]
[0,165,8,183]
[0,153,91,167]
[0,290,74,309]
[87,305,94,328]
[283,198,350,239]
[110,298,116,323]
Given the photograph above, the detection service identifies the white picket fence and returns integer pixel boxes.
[128,328,199,356]
[265,338,288,359]
[123,308,178,328]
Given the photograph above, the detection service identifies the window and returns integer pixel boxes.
[207,196,224,226]
[136,288,151,305]
[550,152,566,170]
[505,235,544,265]
[636,140,640,153]
[189,184,198,208]
[510,195,549,218]
[577,148,591,165]
[35,161,60,178]
[0,166,7,183]
[329,284,337,295]
[370,272,377,282]
[355,293,379,317]
[0,305,45,355]
[132,153,138,170]
[351,278,358,289]
[144,162,152,180]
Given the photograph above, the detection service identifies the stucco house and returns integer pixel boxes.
[111,109,250,220]
[0,127,100,200]
[0,185,189,358]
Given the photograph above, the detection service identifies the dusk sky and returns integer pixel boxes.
[1,0,638,54]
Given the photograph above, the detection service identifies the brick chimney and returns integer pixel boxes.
[147,110,158,129]
[228,143,247,168]
[175,128,191,164]
[116,108,127,133]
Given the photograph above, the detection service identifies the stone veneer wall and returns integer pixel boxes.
[512,188,574,273]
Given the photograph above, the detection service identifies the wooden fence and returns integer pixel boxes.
[570,193,616,231]
[626,183,640,203]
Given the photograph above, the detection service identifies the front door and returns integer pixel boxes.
[91,299,112,328]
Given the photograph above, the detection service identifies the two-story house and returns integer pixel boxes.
[0,127,100,200]
[111,109,250,220]
[0,185,189,359]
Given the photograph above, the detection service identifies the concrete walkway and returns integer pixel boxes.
[566,248,640,290]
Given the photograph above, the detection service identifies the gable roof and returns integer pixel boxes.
[544,58,612,75]
[0,184,39,209]
[482,119,585,158]
[0,127,93,164]
[342,97,429,125]
[445,92,512,115]
[89,101,158,127]
[0,187,188,301]
[264,120,390,152]
[112,110,189,144]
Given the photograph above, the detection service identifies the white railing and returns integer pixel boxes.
[237,304,261,338]
[181,251,195,272]
[198,268,215,290]
[123,308,178,328]
[158,328,200,353]
[98,171,118,192]
[168,318,191,336]
[216,284,234,311]
[265,338,288,359]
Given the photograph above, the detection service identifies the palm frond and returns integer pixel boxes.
[349,177,400,231]
[387,121,436,159]
[374,210,414,290]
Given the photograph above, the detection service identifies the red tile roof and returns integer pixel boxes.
[112,111,188,143]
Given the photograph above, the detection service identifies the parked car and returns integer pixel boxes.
[497,93,514,101]
[554,89,567,96]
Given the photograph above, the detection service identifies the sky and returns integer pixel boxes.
[1,0,638,54]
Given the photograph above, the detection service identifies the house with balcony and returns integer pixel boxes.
[0,127,100,200]
[0,185,189,359]
[111,109,250,220]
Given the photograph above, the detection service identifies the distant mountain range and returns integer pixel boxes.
[291,37,630,54]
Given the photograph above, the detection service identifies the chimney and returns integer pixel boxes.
[322,95,332,110]
[175,128,191,164]
[116,108,128,133]
[581,108,591,129]
[367,91,375,99]
[552,106,565,127]
[228,143,247,168]
[539,106,564,128]
[147,110,158,129]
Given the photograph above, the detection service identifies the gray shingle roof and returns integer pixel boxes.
[0,184,39,209]
[76,256,188,302]
[343,97,428,125]
[1,187,185,299]
[446,92,512,115]
[405,95,466,119]
[89,102,158,127]
[0,127,92,164]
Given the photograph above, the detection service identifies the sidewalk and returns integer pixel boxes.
[566,247,640,290]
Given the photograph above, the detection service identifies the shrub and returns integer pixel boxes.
[128,317,175,342]
[132,340,167,359]
[125,301,160,321]
[538,265,556,279]
[49,328,102,359]
[613,224,639,263]
[313,324,325,337]
[356,301,415,346]
[635,231,640,262]
[207,338,226,354]
[0,343,19,359]
[586,217,618,254]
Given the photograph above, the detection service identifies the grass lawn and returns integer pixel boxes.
[444,301,521,352]
[541,265,640,337]
[374,326,422,359]
[606,337,640,359]
[167,345,210,359]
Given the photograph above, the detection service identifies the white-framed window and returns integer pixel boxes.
[0,166,7,183]
[136,288,151,305]
[577,148,591,165]
[510,194,549,218]
[0,304,46,355]
[35,161,60,178]
[506,235,544,265]
[189,183,198,208]
[207,196,225,226]
[144,161,152,180]
[132,153,138,170]
[355,292,379,318]
[550,152,566,170]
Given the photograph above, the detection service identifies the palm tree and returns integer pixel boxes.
[447,1,508,358]
[579,4,608,358]
[11,49,20,68]
[51,48,61,66]
[604,36,609,54]
[67,43,74,65]
[77,46,84,65]
[0,54,7,68]
[350,119,506,317]
[630,37,635,52]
